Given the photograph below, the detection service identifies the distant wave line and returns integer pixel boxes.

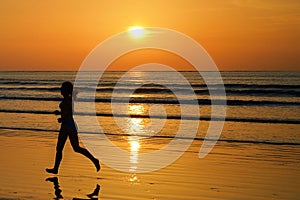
[0,81,299,90]
[0,86,299,97]
[0,96,299,106]
[0,109,299,124]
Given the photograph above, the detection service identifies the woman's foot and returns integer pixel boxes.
[46,168,58,174]
[87,184,100,198]
[93,159,101,172]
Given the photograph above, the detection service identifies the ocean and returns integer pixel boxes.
[0,71,299,145]
[1,70,300,199]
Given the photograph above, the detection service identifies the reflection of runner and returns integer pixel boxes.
[46,81,100,174]
[46,177,100,199]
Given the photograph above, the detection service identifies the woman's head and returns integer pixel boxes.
[60,81,73,97]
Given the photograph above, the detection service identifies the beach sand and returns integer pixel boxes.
[0,129,299,200]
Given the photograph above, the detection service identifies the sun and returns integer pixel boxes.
[128,26,146,38]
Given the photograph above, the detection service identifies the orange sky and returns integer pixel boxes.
[0,0,299,71]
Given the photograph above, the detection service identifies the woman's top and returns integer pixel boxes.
[59,97,77,131]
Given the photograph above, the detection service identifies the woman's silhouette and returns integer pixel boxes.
[46,81,100,174]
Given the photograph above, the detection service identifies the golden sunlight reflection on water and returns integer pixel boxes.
[127,104,144,172]
[127,104,148,133]
[129,104,145,115]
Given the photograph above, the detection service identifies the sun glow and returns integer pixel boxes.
[128,26,146,38]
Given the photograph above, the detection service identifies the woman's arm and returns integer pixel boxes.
[54,110,62,123]
[54,110,61,115]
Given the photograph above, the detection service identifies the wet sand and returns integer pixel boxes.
[0,129,299,200]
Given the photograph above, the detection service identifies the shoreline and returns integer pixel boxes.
[1,129,299,199]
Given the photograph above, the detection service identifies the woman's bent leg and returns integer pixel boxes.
[69,131,100,172]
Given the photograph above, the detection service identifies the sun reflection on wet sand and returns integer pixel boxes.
[128,136,141,172]
[129,174,138,182]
